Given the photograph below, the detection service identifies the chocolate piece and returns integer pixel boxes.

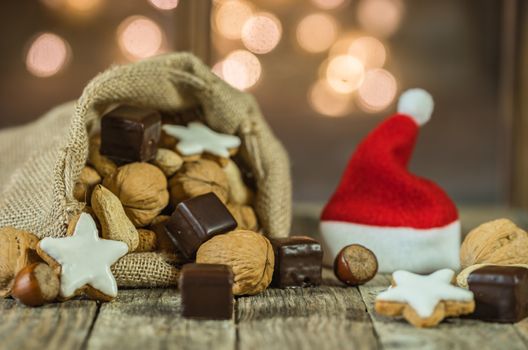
[164,192,237,259]
[334,244,378,286]
[101,106,161,163]
[180,263,234,320]
[271,236,323,288]
[467,265,528,323]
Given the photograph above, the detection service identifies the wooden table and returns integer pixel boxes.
[2,205,528,350]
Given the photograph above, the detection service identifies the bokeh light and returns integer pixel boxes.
[214,0,253,40]
[311,0,348,10]
[296,13,338,53]
[148,0,179,10]
[357,0,404,38]
[212,61,224,78]
[26,33,70,78]
[348,36,386,69]
[117,16,164,60]
[326,55,365,94]
[222,50,262,90]
[357,68,397,111]
[241,12,282,54]
[309,79,353,117]
[329,33,360,57]
[65,0,102,12]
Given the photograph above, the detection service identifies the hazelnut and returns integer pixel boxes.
[223,159,253,205]
[169,159,229,204]
[11,263,59,306]
[196,230,274,295]
[73,166,102,203]
[88,136,117,178]
[334,244,378,286]
[152,148,183,177]
[227,204,258,231]
[103,163,170,227]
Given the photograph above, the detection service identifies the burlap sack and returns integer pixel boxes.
[0,53,291,287]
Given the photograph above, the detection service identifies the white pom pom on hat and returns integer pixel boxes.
[397,88,434,126]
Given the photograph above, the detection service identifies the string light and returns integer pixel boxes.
[26,33,70,78]
[357,0,403,38]
[326,55,365,94]
[221,50,262,90]
[117,16,164,60]
[309,79,353,117]
[357,69,397,111]
[241,12,282,54]
[214,0,253,40]
[296,13,338,53]
[348,36,387,69]
[311,0,348,9]
[148,0,179,10]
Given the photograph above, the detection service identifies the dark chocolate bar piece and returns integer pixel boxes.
[270,236,323,288]
[164,192,237,259]
[101,106,161,163]
[467,265,528,323]
[180,263,234,320]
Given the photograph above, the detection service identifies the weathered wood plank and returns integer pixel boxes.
[236,274,379,350]
[0,298,98,350]
[359,275,528,350]
[86,288,235,350]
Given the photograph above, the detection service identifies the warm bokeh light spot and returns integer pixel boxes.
[311,0,348,10]
[222,50,262,90]
[212,61,224,78]
[214,0,253,40]
[148,0,179,10]
[348,36,386,69]
[326,55,365,94]
[329,33,360,57]
[117,16,164,60]
[357,68,397,111]
[309,79,353,117]
[357,0,403,38]
[65,0,102,12]
[241,12,282,54]
[296,13,338,53]
[26,33,70,77]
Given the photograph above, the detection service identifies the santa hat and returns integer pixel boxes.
[320,89,460,273]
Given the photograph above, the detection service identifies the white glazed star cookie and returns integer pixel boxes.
[375,269,475,327]
[162,122,241,158]
[37,213,128,301]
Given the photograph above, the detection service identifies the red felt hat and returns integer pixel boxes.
[320,89,460,273]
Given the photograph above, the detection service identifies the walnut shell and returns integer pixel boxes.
[73,166,102,203]
[0,227,40,297]
[460,219,528,269]
[103,163,170,227]
[227,204,258,231]
[196,230,274,295]
[169,159,229,204]
[152,148,183,177]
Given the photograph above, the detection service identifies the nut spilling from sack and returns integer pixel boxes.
[0,105,323,318]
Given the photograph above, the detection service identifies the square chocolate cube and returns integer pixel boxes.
[180,263,234,320]
[467,265,528,323]
[101,106,161,163]
[164,192,237,259]
[271,236,323,288]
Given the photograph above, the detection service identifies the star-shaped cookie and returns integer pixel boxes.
[37,213,128,301]
[375,269,475,327]
[162,122,241,158]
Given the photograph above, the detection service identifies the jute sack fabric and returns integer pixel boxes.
[0,53,291,287]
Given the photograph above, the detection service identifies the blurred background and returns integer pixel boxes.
[1,0,527,209]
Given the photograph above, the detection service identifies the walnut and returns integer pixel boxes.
[169,159,229,204]
[196,230,274,295]
[223,159,253,205]
[152,148,183,177]
[460,219,528,269]
[0,227,39,297]
[103,163,169,227]
[73,166,102,203]
[227,204,258,231]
